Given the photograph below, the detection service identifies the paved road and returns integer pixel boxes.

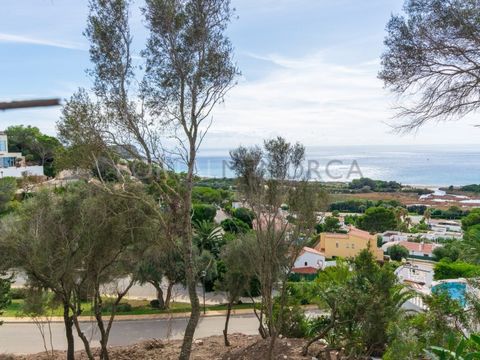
[0,314,259,355]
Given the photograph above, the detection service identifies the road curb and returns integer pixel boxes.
[0,308,256,324]
[0,304,319,324]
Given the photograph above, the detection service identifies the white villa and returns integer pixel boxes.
[0,131,44,178]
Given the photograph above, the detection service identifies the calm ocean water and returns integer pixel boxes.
[185,145,480,186]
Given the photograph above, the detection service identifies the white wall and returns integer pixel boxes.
[0,166,44,178]
[294,252,326,269]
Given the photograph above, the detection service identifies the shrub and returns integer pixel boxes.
[387,245,409,261]
[272,303,309,338]
[10,287,27,300]
[221,218,249,233]
[103,302,132,313]
[150,299,161,309]
[192,204,217,223]
[232,207,255,228]
[434,260,480,280]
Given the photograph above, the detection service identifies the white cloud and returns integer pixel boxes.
[0,32,85,50]
[203,51,478,149]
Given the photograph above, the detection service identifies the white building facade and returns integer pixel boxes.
[294,247,326,270]
[0,132,44,178]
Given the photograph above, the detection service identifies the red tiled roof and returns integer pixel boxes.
[397,241,435,254]
[348,226,375,239]
[292,266,318,274]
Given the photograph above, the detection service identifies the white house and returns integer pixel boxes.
[293,247,326,270]
[381,231,409,244]
[0,131,44,178]
[383,241,441,259]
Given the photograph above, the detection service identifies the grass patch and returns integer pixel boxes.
[1,299,254,317]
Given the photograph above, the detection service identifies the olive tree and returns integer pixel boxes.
[0,188,86,360]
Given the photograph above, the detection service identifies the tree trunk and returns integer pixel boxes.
[152,282,166,309]
[179,245,200,360]
[165,280,174,309]
[179,163,200,360]
[302,322,335,356]
[93,288,110,360]
[223,301,233,346]
[62,302,75,360]
[72,315,95,360]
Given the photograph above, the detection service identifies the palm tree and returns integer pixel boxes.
[193,220,224,257]
[424,208,432,226]
[395,207,409,231]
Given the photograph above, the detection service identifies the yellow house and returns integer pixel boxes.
[315,227,384,261]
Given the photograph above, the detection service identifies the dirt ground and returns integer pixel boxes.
[0,334,331,360]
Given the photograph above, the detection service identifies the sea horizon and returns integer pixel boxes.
[188,144,480,187]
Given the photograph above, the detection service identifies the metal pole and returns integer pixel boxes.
[203,276,206,314]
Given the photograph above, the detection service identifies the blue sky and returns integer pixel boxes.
[1,0,478,149]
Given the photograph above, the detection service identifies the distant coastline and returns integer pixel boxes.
[192,144,480,187]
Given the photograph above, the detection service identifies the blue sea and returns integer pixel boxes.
[183,144,480,186]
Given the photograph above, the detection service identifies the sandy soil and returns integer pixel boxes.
[0,334,330,360]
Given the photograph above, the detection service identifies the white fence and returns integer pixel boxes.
[0,166,44,178]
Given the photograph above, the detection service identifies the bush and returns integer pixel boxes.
[272,303,309,338]
[10,287,27,300]
[103,302,132,313]
[434,260,480,280]
[192,186,231,205]
[462,209,480,231]
[150,299,161,309]
[221,218,250,234]
[192,204,217,223]
[232,207,255,228]
[357,207,397,233]
[387,245,409,261]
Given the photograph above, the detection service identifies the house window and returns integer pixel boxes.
[1,157,15,168]
[304,261,308,266]
[0,140,6,152]
[336,242,339,248]
[352,243,355,249]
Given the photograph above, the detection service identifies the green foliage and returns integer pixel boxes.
[193,220,224,257]
[425,334,480,360]
[5,125,62,176]
[0,177,17,214]
[215,237,253,303]
[330,199,403,213]
[0,273,12,324]
[305,251,411,357]
[192,186,232,205]
[10,287,27,300]
[431,207,469,220]
[357,206,397,233]
[434,260,480,280]
[220,218,250,234]
[272,300,310,338]
[102,301,132,313]
[386,288,480,359]
[387,244,409,261]
[232,207,255,228]
[461,184,480,193]
[463,209,480,231]
[349,177,402,192]
[433,241,462,262]
[315,216,343,234]
[191,204,217,223]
